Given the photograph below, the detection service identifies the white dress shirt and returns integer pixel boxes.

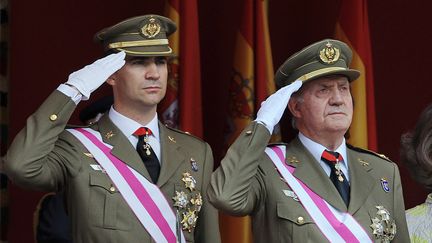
[108,107,161,163]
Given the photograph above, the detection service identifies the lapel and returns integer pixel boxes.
[96,115,153,182]
[156,123,186,187]
[347,148,375,215]
[288,138,348,211]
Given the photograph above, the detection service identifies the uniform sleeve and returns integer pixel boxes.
[4,90,81,191]
[392,163,410,242]
[207,122,271,216]
[194,142,221,243]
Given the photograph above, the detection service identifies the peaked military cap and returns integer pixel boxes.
[94,14,177,56]
[275,39,360,89]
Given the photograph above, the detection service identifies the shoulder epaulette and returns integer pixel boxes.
[164,124,202,141]
[347,144,392,162]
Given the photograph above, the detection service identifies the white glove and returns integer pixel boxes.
[255,80,303,133]
[66,51,126,100]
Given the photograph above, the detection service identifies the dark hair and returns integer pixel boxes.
[400,103,432,191]
[79,95,113,124]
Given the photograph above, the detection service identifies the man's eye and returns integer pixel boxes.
[131,60,145,65]
[156,59,167,65]
[340,86,349,91]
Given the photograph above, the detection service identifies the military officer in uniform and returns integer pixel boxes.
[5,15,220,243]
[208,39,409,242]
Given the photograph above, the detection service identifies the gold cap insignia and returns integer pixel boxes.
[141,18,161,38]
[319,42,340,64]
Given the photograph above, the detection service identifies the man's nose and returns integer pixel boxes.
[145,63,160,80]
[329,89,344,105]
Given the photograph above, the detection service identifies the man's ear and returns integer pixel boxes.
[106,73,117,86]
[287,97,301,119]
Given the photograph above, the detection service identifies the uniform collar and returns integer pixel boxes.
[298,132,348,168]
[108,106,160,142]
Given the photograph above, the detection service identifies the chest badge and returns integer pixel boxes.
[105,131,115,139]
[190,158,199,172]
[380,178,390,192]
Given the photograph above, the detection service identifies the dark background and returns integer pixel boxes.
[4,0,431,242]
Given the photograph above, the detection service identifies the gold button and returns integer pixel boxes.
[245,130,252,135]
[297,216,304,225]
[109,186,116,192]
[49,114,58,121]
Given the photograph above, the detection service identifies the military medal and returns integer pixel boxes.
[173,191,189,208]
[190,193,203,211]
[370,206,396,242]
[182,172,197,191]
[143,130,151,155]
[334,162,344,182]
[173,172,201,234]
[181,209,198,232]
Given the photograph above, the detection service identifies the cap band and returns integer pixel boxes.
[298,67,348,81]
[108,39,169,49]
[116,47,173,55]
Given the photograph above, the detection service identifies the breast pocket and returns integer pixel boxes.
[277,202,314,242]
[88,171,132,231]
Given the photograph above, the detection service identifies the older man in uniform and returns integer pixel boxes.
[5,15,220,243]
[208,39,409,242]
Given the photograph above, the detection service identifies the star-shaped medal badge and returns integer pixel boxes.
[172,191,189,209]
[182,172,197,191]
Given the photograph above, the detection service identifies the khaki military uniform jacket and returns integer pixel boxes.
[208,122,409,242]
[5,91,220,243]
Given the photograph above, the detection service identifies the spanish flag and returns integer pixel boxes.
[223,0,275,242]
[161,0,203,137]
[334,0,377,150]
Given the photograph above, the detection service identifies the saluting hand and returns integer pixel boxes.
[256,80,302,133]
[65,51,126,100]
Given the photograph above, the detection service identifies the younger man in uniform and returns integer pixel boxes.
[5,15,220,243]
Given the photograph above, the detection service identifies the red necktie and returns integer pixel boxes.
[321,150,350,207]
[133,127,160,183]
